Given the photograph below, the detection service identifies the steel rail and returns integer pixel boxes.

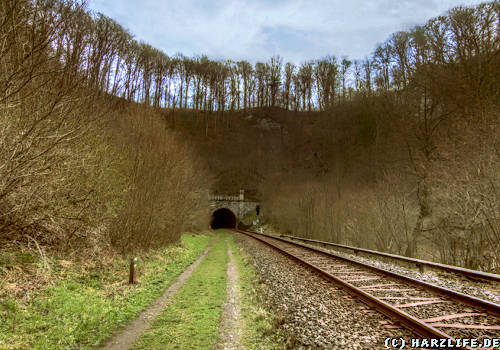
[233,229,465,349]
[281,234,500,282]
[233,229,500,349]
[245,230,500,316]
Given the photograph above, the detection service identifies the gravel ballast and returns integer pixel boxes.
[289,238,500,304]
[252,233,500,342]
[233,232,418,349]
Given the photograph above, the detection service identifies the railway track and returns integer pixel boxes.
[282,234,500,282]
[233,229,500,350]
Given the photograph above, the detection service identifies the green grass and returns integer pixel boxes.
[228,234,284,350]
[133,230,228,350]
[0,233,211,350]
[1,231,284,350]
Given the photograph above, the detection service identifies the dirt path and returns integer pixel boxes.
[215,242,242,350]
[97,244,212,350]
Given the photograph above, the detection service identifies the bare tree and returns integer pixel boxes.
[268,55,282,107]
[298,62,314,111]
[237,60,252,110]
[283,62,295,110]
[340,57,352,101]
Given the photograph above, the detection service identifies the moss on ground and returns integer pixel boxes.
[0,230,285,350]
[228,234,285,350]
[0,233,211,350]
[132,231,228,350]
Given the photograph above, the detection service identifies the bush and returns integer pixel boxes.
[108,106,210,253]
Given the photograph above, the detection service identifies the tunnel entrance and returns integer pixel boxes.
[210,208,237,229]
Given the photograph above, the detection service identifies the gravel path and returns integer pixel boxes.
[97,245,212,350]
[215,242,242,350]
[233,232,418,349]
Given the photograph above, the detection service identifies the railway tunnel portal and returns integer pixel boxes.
[209,190,260,229]
[210,208,237,229]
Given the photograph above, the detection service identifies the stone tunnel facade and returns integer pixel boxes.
[209,191,260,228]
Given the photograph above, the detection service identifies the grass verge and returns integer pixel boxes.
[0,233,211,350]
[228,233,285,350]
[132,230,228,350]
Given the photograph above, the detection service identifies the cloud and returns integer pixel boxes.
[88,0,485,63]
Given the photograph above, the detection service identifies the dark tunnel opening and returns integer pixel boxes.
[210,208,237,229]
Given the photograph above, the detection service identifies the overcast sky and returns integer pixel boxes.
[88,0,485,64]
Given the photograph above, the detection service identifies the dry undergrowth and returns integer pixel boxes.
[0,1,211,298]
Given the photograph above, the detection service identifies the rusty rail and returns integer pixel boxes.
[233,229,500,349]
[281,234,500,282]
[249,230,500,314]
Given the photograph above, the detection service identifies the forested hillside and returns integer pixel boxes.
[261,2,500,271]
[1,0,498,274]
[171,1,500,271]
[0,0,209,261]
[3,2,498,349]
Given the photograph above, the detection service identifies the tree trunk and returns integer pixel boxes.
[406,180,430,257]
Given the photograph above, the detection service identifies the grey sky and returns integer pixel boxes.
[88,0,485,64]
